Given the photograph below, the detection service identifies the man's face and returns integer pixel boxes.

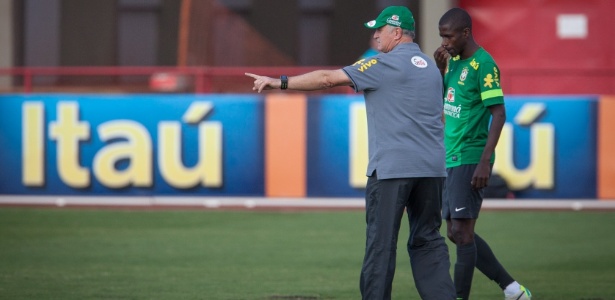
[373,25,399,53]
[438,22,467,57]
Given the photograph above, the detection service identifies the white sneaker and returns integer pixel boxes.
[505,285,532,300]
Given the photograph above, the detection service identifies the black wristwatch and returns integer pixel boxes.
[280,75,288,90]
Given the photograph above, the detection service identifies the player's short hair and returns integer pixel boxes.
[439,7,472,32]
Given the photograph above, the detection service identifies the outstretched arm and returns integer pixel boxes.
[245,69,352,93]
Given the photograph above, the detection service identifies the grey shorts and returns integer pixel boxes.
[442,164,485,220]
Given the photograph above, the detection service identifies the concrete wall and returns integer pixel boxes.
[0,0,13,87]
[419,0,453,59]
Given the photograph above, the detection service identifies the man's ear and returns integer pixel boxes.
[462,27,471,38]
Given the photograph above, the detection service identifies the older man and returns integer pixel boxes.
[246,6,455,299]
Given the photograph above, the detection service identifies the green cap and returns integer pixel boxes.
[364,6,415,31]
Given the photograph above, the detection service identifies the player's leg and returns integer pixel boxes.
[475,233,514,289]
[406,177,456,300]
[450,218,477,300]
[475,164,532,299]
[444,165,482,299]
[475,232,532,299]
[359,172,408,300]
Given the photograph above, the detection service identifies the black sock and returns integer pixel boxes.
[454,241,477,299]
[475,233,515,290]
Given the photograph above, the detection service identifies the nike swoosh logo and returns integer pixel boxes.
[455,207,466,212]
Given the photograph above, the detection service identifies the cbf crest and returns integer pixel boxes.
[460,67,468,81]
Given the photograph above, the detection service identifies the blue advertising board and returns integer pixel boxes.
[494,96,597,198]
[0,94,264,196]
[0,93,600,199]
[304,95,598,199]
[306,95,365,197]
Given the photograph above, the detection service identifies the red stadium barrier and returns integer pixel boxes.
[0,66,352,94]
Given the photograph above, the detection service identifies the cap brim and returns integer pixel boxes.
[364,20,385,29]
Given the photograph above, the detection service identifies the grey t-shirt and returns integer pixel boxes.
[342,42,446,179]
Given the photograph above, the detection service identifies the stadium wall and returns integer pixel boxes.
[0,93,613,201]
[460,0,615,95]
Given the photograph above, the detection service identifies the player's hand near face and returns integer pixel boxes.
[245,73,279,93]
[433,46,450,76]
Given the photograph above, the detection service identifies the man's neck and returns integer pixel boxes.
[460,41,479,60]
[396,37,414,47]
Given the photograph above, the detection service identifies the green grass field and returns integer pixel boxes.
[1,207,614,299]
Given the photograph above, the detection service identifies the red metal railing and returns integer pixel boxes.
[0,66,350,94]
[3,66,615,95]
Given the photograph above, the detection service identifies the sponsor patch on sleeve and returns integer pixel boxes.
[411,56,428,68]
[352,58,378,73]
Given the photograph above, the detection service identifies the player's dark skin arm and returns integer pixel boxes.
[472,104,506,190]
[450,105,505,245]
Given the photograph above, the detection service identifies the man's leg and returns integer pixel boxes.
[475,233,532,299]
[406,177,456,300]
[444,165,483,299]
[448,218,477,299]
[359,174,407,300]
[475,233,515,290]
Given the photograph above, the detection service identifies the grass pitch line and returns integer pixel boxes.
[1,195,615,211]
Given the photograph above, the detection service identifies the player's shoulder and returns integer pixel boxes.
[474,48,499,67]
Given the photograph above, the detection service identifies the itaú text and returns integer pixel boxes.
[21,101,222,189]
